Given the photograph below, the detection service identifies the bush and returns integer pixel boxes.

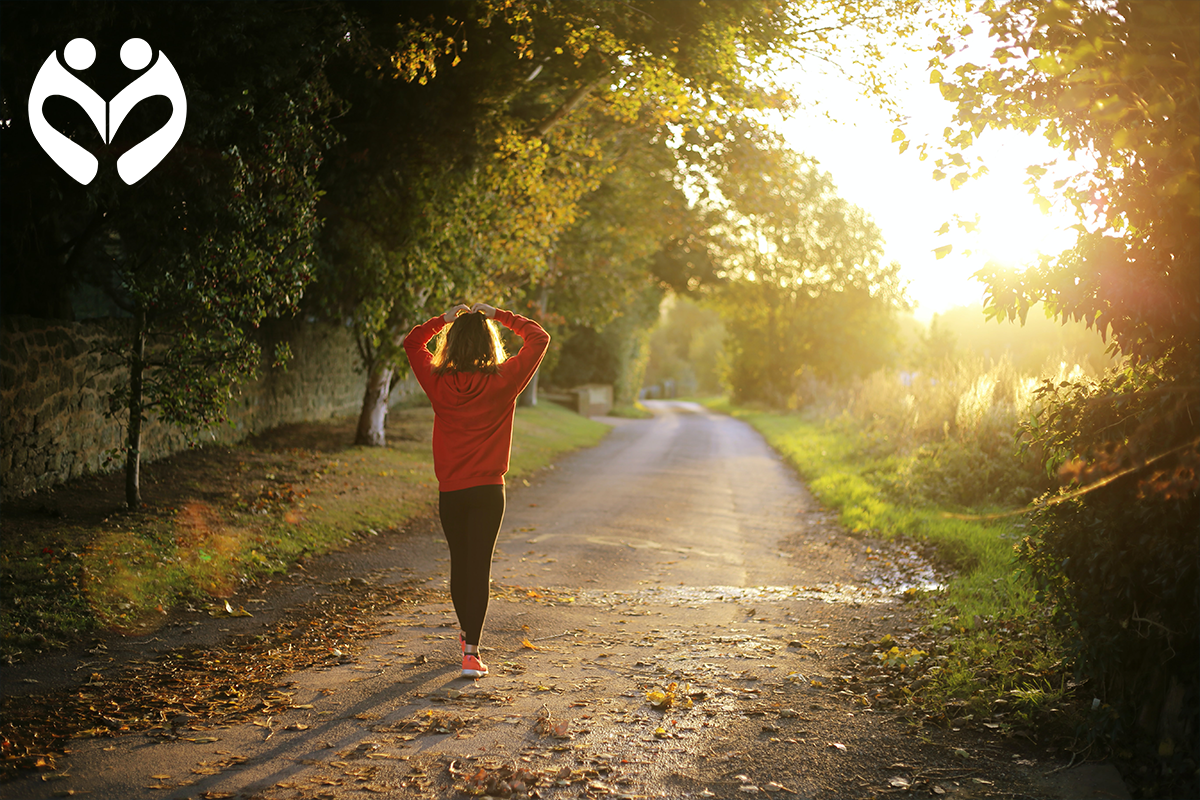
[1015,361,1200,778]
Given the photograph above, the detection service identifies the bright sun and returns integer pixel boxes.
[963,178,1079,271]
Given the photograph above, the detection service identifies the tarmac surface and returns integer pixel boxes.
[0,400,1131,799]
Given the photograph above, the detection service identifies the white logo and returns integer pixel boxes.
[28,38,187,185]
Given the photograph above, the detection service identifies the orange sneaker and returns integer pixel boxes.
[462,652,488,679]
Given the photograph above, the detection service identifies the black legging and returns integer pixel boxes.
[438,484,506,647]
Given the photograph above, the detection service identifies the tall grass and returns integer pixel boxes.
[828,354,1096,510]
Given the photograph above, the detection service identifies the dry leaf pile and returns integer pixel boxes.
[0,579,442,780]
[379,708,478,740]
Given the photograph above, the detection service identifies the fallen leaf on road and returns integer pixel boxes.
[534,706,572,739]
[889,776,911,788]
[829,743,847,752]
[646,682,693,710]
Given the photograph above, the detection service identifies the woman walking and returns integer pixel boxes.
[404,302,550,678]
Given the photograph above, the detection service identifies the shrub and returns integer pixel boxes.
[1015,360,1200,774]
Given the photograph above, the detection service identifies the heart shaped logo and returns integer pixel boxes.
[28,37,187,185]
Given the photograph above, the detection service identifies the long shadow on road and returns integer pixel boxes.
[0,401,1125,799]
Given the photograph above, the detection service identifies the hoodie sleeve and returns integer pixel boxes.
[494,309,550,396]
[403,315,447,398]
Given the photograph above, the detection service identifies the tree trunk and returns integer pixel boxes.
[355,363,394,446]
[517,283,550,408]
[518,368,540,407]
[125,310,146,510]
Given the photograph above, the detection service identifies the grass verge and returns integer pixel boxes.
[705,398,1075,731]
[1,402,609,660]
[607,402,654,419]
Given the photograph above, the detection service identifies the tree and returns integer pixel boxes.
[644,295,727,398]
[708,146,907,406]
[930,1,1198,364]
[315,1,618,444]
[526,134,696,405]
[930,0,1199,766]
[1,2,343,508]
[316,0,932,444]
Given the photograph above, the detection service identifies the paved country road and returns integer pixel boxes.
[0,401,1126,800]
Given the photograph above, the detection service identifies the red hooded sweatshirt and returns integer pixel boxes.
[403,309,550,493]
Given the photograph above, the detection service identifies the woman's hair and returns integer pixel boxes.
[432,311,508,375]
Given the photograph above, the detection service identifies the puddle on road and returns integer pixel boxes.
[569,540,947,608]
[576,582,893,607]
[859,538,947,596]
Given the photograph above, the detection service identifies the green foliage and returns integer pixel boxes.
[519,137,688,401]
[933,1,1199,363]
[709,149,908,406]
[547,282,661,406]
[929,1,1200,767]
[739,407,1019,570]
[0,2,345,506]
[1017,489,1199,767]
[1015,361,1200,763]
[847,356,1059,509]
[921,303,1115,375]
[645,295,727,397]
[547,326,619,389]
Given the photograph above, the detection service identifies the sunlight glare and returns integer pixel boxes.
[963,178,1078,271]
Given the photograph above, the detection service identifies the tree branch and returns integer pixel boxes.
[530,71,611,139]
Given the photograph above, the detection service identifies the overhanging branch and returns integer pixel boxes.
[529,71,611,139]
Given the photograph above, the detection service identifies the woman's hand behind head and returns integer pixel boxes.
[443,304,471,323]
[470,303,497,319]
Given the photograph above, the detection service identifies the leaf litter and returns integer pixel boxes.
[0,578,443,780]
[3,522,1069,798]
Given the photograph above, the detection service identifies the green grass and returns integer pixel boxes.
[705,398,1072,723]
[607,402,654,419]
[510,401,612,471]
[1,403,610,656]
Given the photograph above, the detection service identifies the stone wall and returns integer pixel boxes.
[1,315,415,500]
